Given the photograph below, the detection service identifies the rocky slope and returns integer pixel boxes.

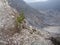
[0,0,60,45]
[8,0,60,35]
[1,0,60,33]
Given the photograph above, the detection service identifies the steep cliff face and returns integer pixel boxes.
[0,0,19,44]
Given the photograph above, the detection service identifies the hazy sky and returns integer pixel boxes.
[24,0,48,3]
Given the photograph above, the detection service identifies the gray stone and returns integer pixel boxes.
[31,40,53,45]
[0,0,19,45]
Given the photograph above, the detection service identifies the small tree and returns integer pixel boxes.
[17,12,25,23]
[16,11,25,30]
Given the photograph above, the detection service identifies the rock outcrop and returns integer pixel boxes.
[0,0,19,45]
[0,0,59,45]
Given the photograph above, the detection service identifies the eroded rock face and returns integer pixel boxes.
[0,0,19,40]
[0,0,59,45]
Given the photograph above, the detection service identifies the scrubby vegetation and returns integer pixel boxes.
[16,11,25,30]
[17,12,25,23]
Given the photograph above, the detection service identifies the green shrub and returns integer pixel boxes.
[16,11,25,30]
[17,12,25,23]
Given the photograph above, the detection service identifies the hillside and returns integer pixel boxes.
[0,0,60,45]
[29,0,60,11]
[8,0,60,44]
[8,0,44,28]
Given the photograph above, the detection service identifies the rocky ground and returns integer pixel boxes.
[0,0,60,45]
[0,21,54,45]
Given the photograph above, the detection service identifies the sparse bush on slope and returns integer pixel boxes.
[17,12,25,23]
[16,11,25,30]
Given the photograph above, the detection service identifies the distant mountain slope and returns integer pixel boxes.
[8,0,60,33]
[29,0,60,11]
[8,0,60,34]
[8,0,44,28]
